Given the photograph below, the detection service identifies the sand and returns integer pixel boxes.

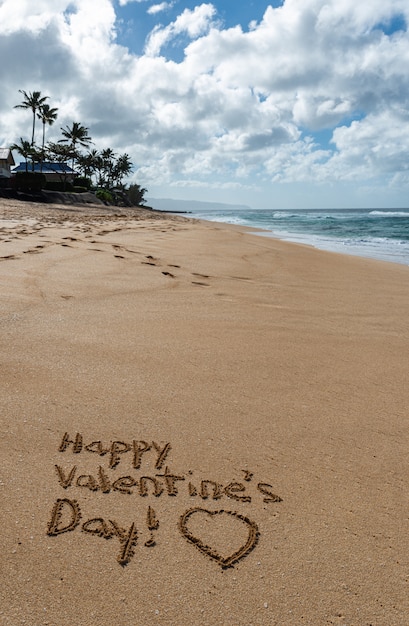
[1,197,408,625]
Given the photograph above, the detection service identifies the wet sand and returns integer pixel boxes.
[1,197,409,625]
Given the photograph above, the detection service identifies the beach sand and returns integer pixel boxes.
[1,197,408,625]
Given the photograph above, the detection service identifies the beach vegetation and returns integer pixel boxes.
[37,103,59,170]
[126,183,148,206]
[95,188,114,204]
[11,89,148,205]
[74,176,92,189]
[59,121,93,170]
[45,142,76,191]
[10,138,34,172]
[14,90,49,147]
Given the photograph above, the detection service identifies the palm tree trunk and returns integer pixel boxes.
[41,122,45,173]
[31,111,36,146]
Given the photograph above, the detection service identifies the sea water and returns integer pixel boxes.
[186,208,409,267]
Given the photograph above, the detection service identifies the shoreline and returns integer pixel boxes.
[1,197,409,625]
[174,207,409,268]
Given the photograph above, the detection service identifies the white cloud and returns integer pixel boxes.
[147,2,174,16]
[144,3,216,56]
[118,0,148,5]
[1,0,409,208]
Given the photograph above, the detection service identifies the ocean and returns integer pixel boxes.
[185,207,409,267]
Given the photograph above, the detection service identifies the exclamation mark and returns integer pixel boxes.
[145,506,159,547]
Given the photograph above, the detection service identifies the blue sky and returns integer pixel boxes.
[0,0,408,209]
[115,0,280,59]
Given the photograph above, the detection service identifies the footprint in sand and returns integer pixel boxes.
[192,281,210,287]
[162,271,174,277]
[0,254,17,261]
[142,255,159,266]
[23,249,42,255]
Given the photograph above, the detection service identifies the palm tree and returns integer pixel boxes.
[113,153,133,186]
[100,148,116,187]
[10,138,35,172]
[38,104,58,152]
[59,122,93,170]
[14,90,49,146]
[37,104,58,171]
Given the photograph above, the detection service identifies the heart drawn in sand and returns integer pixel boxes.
[179,508,259,569]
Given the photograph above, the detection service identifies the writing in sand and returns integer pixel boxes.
[46,432,282,568]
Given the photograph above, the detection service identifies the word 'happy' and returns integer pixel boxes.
[58,432,172,470]
[56,432,282,503]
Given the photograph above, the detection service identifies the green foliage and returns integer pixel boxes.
[14,90,49,145]
[74,176,91,189]
[10,138,34,171]
[60,121,92,148]
[37,103,58,152]
[12,89,147,203]
[96,189,114,204]
[125,183,148,206]
[15,172,46,192]
[46,142,75,163]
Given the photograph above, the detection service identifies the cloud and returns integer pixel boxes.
[118,0,148,5]
[147,2,174,15]
[1,0,409,208]
[144,3,217,56]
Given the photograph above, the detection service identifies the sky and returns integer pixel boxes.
[0,0,409,209]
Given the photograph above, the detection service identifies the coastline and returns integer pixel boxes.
[1,197,409,625]
[179,207,409,268]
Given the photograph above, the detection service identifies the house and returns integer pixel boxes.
[12,162,78,183]
[0,148,15,178]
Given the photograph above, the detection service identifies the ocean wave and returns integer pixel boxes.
[272,212,300,218]
[369,210,409,217]
[204,215,248,225]
[342,236,407,246]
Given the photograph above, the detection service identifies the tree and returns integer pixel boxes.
[113,153,133,187]
[10,138,34,172]
[76,151,96,181]
[37,104,58,164]
[14,90,49,146]
[126,183,148,206]
[45,142,76,190]
[59,122,93,170]
[99,148,116,187]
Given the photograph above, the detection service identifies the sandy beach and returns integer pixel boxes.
[1,197,408,625]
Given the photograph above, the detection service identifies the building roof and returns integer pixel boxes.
[13,162,77,174]
[0,148,15,165]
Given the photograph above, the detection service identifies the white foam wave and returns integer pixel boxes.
[369,211,409,217]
